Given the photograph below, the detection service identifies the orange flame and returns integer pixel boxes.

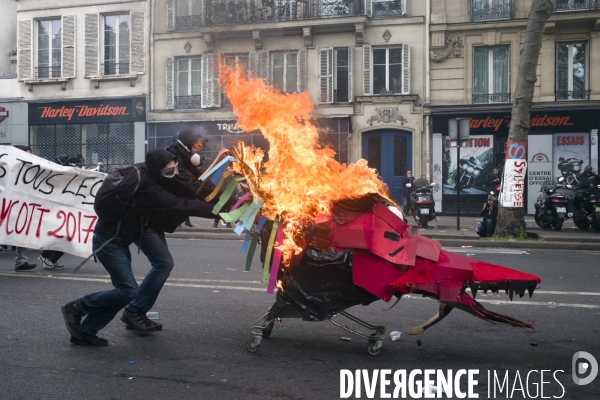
[220,64,396,264]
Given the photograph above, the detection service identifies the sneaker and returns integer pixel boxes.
[38,256,64,270]
[120,309,162,332]
[213,220,219,228]
[61,301,83,339]
[15,262,37,271]
[70,332,108,347]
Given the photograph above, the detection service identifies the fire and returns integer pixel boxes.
[219,64,396,264]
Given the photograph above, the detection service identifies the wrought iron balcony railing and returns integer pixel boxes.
[372,0,405,19]
[102,62,130,76]
[35,65,61,79]
[176,15,203,30]
[175,95,203,109]
[470,0,515,21]
[554,0,599,11]
[555,90,590,101]
[204,0,364,26]
[472,93,511,104]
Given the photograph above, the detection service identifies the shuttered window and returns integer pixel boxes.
[37,19,61,79]
[176,57,202,109]
[366,45,410,95]
[223,54,249,106]
[272,52,298,94]
[201,53,222,108]
[319,47,353,104]
[103,14,130,75]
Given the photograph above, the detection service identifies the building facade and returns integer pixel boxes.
[13,0,150,169]
[428,0,600,214]
[150,0,428,203]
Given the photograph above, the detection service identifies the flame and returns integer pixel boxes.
[220,64,396,264]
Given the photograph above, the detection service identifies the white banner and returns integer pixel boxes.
[527,135,553,214]
[500,160,527,208]
[0,146,105,258]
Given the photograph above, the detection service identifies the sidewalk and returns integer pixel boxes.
[167,215,600,251]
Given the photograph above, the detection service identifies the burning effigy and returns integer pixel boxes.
[198,64,541,355]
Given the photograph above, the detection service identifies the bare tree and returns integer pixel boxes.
[494,0,554,237]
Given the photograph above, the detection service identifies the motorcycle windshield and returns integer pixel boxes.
[413,178,430,192]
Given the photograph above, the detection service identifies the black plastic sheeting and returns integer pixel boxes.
[266,247,380,322]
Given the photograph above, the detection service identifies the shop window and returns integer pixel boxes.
[555,41,589,101]
[473,46,510,104]
[102,14,130,75]
[319,47,353,104]
[223,54,249,106]
[37,19,61,79]
[30,123,134,171]
[176,57,202,109]
[176,0,202,30]
[363,44,410,95]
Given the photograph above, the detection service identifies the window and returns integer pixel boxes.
[103,14,130,75]
[373,47,403,94]
[372,0,406,19]
[471,0,514,21]
[37,19,61,78]
[555,0,592,11]
[473,47,510,103]
[223,54,249,106]
[272,52,298,94]
[319,47,353,103]
[176,58,202,109]
[556,42,588,100]
[176,0,202,30]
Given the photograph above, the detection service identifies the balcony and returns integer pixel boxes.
[35,65,61,79]
[334,89,350,103]
[470,0,515,21]
[554,0,599,11]
[203,0,364,26]
[372,0,405,19]
[555,90,590,101]
[175,95,203,109]
[102,62,130,76]
[472,93,511,103]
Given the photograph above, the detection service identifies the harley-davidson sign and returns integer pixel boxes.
[0,106,8,123]
[29,98,145,125]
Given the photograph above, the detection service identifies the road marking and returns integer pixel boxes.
[2,273,599,307]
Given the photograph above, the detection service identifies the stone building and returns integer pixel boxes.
[428,0,600,214]
[149,0,428,203]
[12,0,150,169]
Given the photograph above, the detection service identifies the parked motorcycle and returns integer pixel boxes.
[454,156,483,191]
[558,157,583,185]
[572,182,600,232]
[534,180,570,231]
[410,180,437,229]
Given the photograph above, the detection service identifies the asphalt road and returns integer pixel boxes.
[0,240,599,400]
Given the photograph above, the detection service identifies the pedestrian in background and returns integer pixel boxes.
[400,170,415,215]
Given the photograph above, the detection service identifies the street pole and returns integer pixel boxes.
[457,144,460,231]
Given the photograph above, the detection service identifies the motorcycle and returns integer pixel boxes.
[572,182,600,232]
[410,180,437,229]
[454,156,483,191]
[534,180,570,231]
[558,157,583,185]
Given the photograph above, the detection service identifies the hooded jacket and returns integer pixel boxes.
[94,148,214,246]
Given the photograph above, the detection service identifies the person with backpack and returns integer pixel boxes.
[61,148,217,346]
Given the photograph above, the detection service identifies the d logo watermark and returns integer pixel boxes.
[572,351,598,386]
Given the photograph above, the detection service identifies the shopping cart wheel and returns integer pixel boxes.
[246,338,260,353]
[262,321,274,338]
[367,343,381,356]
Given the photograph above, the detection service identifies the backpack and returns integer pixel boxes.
[75,165,142,272]
[94,166,143,222]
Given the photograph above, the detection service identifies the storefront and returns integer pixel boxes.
[0,100,28,146]
[146,116,351,164]
[28,97,146,170]
[431,107,600,215]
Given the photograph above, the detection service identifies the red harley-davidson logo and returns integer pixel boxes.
[136,101,144,115]
[0,106,8,123]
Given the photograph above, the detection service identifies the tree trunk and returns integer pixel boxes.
[494,0,554,238]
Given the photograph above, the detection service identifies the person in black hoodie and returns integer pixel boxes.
[61,148,215,346]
